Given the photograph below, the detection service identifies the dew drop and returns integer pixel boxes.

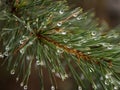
[91,31,97,36]
[20,48,25,54]
[57,22,62,27]
[22,35,28,39]
[0,53,4,58]
[28,41,33,45]
[36,60,45,66]
[20,82,24,87]
[43,25,47,28]
[97,84,101,88]
[61,74,66,81]
[36,60,40,66]
[20,40,24,44]
[67,44,72,48]
[105,73,112,79]
[76,17,82,20]
[26,17,29,21]
[100,76,103,81]
[61,31,66,35]
[24,85,28,90]
[36,18,39,22]
[80,74,85,80]
[26,56,31,60]
[16,77,19,82]
[78,85,82,90]
[55,73,60,78]
[107,45,113,50]
[114,86,118,90]
[104,79,110,85]
[87,52,91,54]
[64,74,68,78]
[33,22,36,25]
[51,85,55,90]
[5,46,10,51]
[36,56,39,60]
[63,39,69,43]
[59,10,64,14]
[10,69,15,75]
[57,48,64,54]
[3,51,9,56]
[52,69,55,73]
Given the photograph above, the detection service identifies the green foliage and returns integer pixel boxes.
[0,0,120,90]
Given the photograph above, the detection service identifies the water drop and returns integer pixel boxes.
[36,60,45,66]
[55,73,60,78]
[100,76,103,81]
[5,46,10,51]
[20,40,24,44]
[59,10,64,14]
[76,17,82,20]
[97,84,101,88]
[61,74,66,81]
[0,53,4,58]
[57,22,62,27]
[107,45,113,50]
[20,82,24,87]
[61,31,66,35]
[10,69,15,75]
[33,22,36,25]
[28,41,33,45]
[26,56,31,60]
[52,69,55,73]
[114,86,118,90]
[104,79,110,85]
[78,85,82,90]
[26,17,29,21]
[80,74,85,80]
[24,85,28,90]
[64,74,68,78]
[105,73,112,79]
[43,26,47,28]
[57,48,64,54]
[16,77,19,82]
[20,48,25,54]
[63,39,69,43]
[51,85,55,90]
[36,18,39,22]
[91,31,97,36]
[3,51,9,56]
[87,52,91,54]
[36,56,39,60]
[36,60,40,66]
[22,36,28,39]
[67,44,72,48]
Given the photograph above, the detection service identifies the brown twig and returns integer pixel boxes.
[37,34,112,67]
[37,34,92,61]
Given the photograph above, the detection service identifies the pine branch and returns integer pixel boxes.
[0,0,120,90]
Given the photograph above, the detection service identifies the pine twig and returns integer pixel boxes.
[37,34,112,67]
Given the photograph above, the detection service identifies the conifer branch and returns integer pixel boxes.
[37,34,112,67]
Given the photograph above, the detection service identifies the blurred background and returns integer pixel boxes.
[0,0,120,90]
